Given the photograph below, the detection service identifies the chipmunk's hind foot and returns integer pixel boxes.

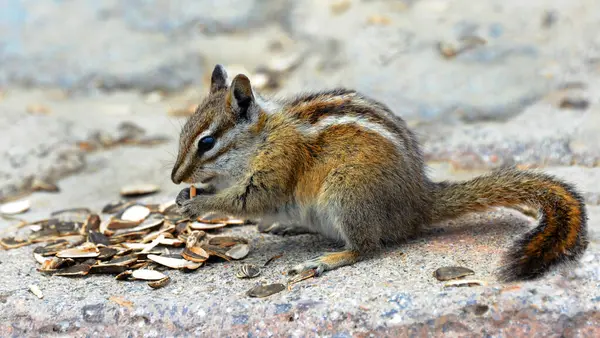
[287,250,360,276]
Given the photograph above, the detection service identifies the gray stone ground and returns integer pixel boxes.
[2,0,600,336]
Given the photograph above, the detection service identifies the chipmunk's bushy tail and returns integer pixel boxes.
[430,168,588,282]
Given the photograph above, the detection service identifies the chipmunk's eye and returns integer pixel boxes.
[197,136,215,155]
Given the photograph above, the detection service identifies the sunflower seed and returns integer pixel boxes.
[51,208,91,223]
[82,214,101,234]
[0,237,29,249]
[131,269,167,281]
[158,238,184,247]
[103,254,138,266]
[121,242,152,251]
[141,223,176,243]
[106,218,139,230]
[88,231,110,246]
[141,234,165,253]
[181,246,209,263]
[33,252,50,264]
[120,184,160,197]
[148,276,171,289]
[54,264,92,277]
[109,231,147,244]
[158,200,176,213]
[223,218,245,225]
[129,261,151,270]
[38,257,73,272]
[225,244,249,260]
[444,279,487,288]
[201,244,232,261]
[0,200,31,215]
[120,205,150,223]
[97,247,119,260]
[56,244,99,258]
[54,221,82,236]
[48,257,75,270]
[235,264,261,279]
[89,264,129,274]
[33,241,70,256]
[198,212,237,224]
[246,283,285,298]
[147,254,202,270]
[99,218,112,235]
[434,266,475,281]
[102,201,135,214]
[189,221,227,230]
[113,214,164,236]
[185,230,205,248]
[115,270,133,280]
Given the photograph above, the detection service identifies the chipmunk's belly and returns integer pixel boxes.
[261,204,344,242]
[288,204,344,242]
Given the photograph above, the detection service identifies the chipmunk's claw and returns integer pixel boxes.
[288,257,327,277]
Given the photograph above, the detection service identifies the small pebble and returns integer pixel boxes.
[559,98,589,110]
[29,285,43,299]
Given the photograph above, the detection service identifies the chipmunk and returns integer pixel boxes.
[171,64,588,281]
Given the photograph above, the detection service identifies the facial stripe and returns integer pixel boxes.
[203,141,236,165]
[178,119,209,163]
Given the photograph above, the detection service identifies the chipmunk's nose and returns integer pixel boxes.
[171,166,182,184]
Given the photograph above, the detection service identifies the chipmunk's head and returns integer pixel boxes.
[171,64,266,188]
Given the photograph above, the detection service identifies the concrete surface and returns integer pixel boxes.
[2,0,600,336]
[1,91,599,337]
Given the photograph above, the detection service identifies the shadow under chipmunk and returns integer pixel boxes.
[250,206,537,280]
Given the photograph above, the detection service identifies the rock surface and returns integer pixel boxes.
[2,0,600,336]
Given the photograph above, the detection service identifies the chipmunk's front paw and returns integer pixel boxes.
[287,250,360,277]
[176,186,215,209]
[178,199,202,220]
[177,194,212,220]
[175,187,191,208]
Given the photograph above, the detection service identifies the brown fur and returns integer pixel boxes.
[431,169,588,281]
[171,64,588,281]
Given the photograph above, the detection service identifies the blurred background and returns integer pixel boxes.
[1,0,599,205]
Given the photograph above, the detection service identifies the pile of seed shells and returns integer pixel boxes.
[0,184,259,290]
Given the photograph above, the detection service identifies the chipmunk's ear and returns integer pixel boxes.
[210,64,228,93]
[228,74,255,120]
